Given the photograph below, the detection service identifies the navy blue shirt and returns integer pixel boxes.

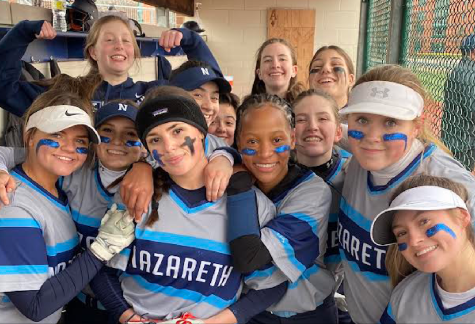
[0,20,222,116]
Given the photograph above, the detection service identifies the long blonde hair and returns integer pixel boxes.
[354,65,451,154]
[386,174,475,287]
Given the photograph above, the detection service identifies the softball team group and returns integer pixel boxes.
[0,15,474,324]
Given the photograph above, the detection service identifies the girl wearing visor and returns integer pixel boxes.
[371,174,475,323]
[0,90,135,324]
[337,65,475,323]
[0,99,143,323]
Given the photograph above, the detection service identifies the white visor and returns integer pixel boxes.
[340,81,424,120]
[370,186,467,246]
[25,105,100,144]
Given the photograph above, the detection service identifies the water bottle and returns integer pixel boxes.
[52,0,67,32]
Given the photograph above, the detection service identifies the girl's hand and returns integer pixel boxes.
[0,171,16,207]
[35,21,57,39]
[159,29,183,52]
[120,162,153,221]
[204,156,233,201]
[119,308,141,324]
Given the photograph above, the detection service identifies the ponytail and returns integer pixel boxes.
[145,167,172,227]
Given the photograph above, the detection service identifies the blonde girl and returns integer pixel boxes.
[337,64,475,324]
[0,90,134,323]
[371,174,475,323]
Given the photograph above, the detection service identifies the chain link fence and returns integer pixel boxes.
[364,0,391,70]
[364,0,475,170]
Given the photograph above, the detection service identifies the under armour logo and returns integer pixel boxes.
[118,103,128,111]
[201,67,210,76]
[370,87,390,98]
[152,108,168,116]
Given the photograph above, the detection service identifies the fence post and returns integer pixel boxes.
[356,0,369,78]
[386,0,404,64]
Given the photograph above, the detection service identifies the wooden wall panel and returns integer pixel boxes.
[268,8,315,85]
[138,0,194,16]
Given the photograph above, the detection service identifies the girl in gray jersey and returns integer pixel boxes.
[338,65,475,323]
[0,90,134,324]
[372,175,475,323]
[91,89,286,324]
[227,93,336,323]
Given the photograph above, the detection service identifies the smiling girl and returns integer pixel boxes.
[0,98,142,323]
[308,46,355,109]
[0,90,134,324]
[337,65,475,324]
[90,90,286,324]
[292,89,347,277]
[0,16,221,116]
[371,174,475,323]
[251,39,305,103]
[208,93,239,146]
[226,93,336,323]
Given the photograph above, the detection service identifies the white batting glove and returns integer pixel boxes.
[335,291,348,312]
[90,204,135,262]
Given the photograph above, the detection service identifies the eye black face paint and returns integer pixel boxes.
[36,139,59,154]
[348,130,364,140]
[333,66,347,85]
[383,133,408,150]
[76,147,88,154]
[152,150,165,166]
[241,148,257,156]
[274,145,290,153]
[398,243,407,251]
[126,140,142,147]
[100,136,111,144]
[426,223,456,239]
[181,136,196,155]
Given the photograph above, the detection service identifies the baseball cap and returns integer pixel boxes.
[182,20,205,33]
[136,94,208,149]
[95,101,138,127]
[170,66,232,94]
[370,186,468,246]
[340,81,424,120]
[25,105,100,144]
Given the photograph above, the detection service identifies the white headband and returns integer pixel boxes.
[340,81,424,120]
[26,105,100,144]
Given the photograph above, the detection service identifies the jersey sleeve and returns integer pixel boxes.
[425,151,475,217]
[0,205,48,292]
[259,179,332,282]
[0,20,47,117]
[205,134,229,158]
[0,147,26,172]
[254,188,276,227]
[379,303,396,324]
